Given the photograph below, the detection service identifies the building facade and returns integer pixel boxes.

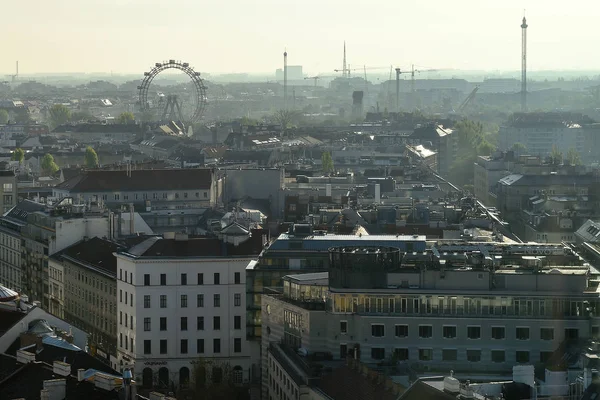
[0,171,17,214]
[115,229,266,390]
[55,237,122,367]
[261,243,600,398]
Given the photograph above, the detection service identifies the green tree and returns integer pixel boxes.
[116,111,135,124]
[41,153,59,176]
[512,142,527,154]
[549,145,563,165]
[566,147,581,166]
[84,146,99,168]
[0,109,8,124]
[11,148,24,163]
[272,109,302,135]
[321,151,334,174]
[13,109,32,124]
[49,104,71,128]
[190,358,248,400]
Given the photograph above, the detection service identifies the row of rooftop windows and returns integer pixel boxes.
[331,294,597,318]
[58,191,210,201]
[368,347,550,364]
[119,270,242,286]
[358,323,570,341]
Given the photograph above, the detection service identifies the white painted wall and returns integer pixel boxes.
[116,254,251,386]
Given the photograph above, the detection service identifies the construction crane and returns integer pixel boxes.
[303,75,338,88]
[6,61,18,83]
[456,86,479,114]
[394,65,440,111]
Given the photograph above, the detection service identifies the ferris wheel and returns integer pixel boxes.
[137,60,207,123]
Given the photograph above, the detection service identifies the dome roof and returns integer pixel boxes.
[0,285,18,302]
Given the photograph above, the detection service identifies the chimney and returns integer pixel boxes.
[375,183,381,204]
[40,389,50,400]
[174,232,188,241]
[77,368,86,382]
[129,203,135,234]
[53,360,71,377]
[16,349,36,364]
[43,379,66,400]
[326,183,332,197]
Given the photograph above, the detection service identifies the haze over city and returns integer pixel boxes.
[3,0,600,75]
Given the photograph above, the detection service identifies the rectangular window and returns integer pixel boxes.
[394,348,409,361]
[371,324,385,337]
[181,294,188,308]
[234,315,241,330]
[130,293,133,306]
[160,274,166,286]
[125,313,128,327]
[419,325,432,338]
[197,339,204,354]
[144,274,150,286]
[181,273,187,285]
[418,348,433,361]
[234,293,241,307]
[160,340,167,354]
[181,339,188,354]
[371,348,385,360]
[160,317,167,331]
[197,316,204,330]
[160,295,167,308]
[144,295,150,308]
[443,326,456,339]
[442,349,458,361]
[119,333,123,348]
[234,338,242,353]
[516,351,530,363]
[234,272,241,284]
[492,327,505,340]
[214,294,220,307]
[540,328,554,341]
[144,340,151,355]
[340,321,348,334]
[197,294,204,307]
[181,317,188,331]
[214,273,220,285]
[119,311,122,325]
[197,273,203,285]
[565,328,579,340]
[516,327,530,340]
[120,289,122,302]
[491,350,505,363]
[125,335,128,350]
[467,326,481,340]
[467,349,481,362]
[144,317,151,331]
[213,316,220,330]
[119,269,122,280]
[213,339,221,353]
[395,325,409,338]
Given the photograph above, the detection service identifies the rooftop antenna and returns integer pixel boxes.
[283,49,288,110]
[521,11,528,112]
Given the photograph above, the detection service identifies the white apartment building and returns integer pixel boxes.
[115,228,266,391]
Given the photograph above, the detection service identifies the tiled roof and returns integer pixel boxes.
[54,168,213,192]
[58,237,125,276]
[123,231,266,258]
[399,380,456,400]
[318,365,400,400]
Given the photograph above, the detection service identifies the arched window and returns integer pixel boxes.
[179,366,190,387]
[158,367,169,388]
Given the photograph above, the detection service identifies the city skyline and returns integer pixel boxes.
[3,0,600,75]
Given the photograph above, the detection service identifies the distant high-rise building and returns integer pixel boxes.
[275,66,303,82]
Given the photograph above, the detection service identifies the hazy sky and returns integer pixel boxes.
[2,0,599,75]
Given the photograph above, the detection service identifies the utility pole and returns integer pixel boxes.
[343,41,347,78]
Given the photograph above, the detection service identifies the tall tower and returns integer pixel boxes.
[343,41,347,78]
[283,50,288,109]
[521,16,528,112]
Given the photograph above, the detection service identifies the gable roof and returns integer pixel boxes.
[399,380,456,400]
[54,168,214,192]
